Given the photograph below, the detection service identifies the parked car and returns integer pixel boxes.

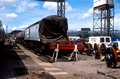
[70,39,81,44]
[108,41,120,49]
[74,40,82,44]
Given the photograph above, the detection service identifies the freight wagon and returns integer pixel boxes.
[16,15,87,62]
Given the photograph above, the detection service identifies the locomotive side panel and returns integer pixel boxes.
[24,23,40,41]
[30,24,40,41]
[24,15,68,44]
[25,29,29,40]
[16,31,24,39]
[16,31,25,44]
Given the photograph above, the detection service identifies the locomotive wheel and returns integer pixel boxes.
[100,43,107,55]
[113,44,119,50]
[94,43,100,59]
[84,43,91,55]
[89,43,93,54]
[105,47,118,68]
[89,43,93,49]
[80,43,84,54]
[87,43,91,55]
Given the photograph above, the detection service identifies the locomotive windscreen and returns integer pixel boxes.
[39,15,69,44]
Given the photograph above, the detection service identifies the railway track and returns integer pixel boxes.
[16,44,75,79]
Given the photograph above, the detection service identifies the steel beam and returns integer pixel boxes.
[93,5,114,36]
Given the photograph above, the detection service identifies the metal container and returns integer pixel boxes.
[94,0,114,8]
[16,31,25,39]
[24,15,68,44]
[24,22,40,41]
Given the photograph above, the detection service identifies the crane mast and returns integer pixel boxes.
[37,0,65,18]
[93,0,114,36]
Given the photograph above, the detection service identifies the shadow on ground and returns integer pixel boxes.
[0,45,28,79]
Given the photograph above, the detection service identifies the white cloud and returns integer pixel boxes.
[28,2,39,8]
[66,2,73,12]
[0,7,6,10]
[114,14,120,29]
[0,0,17,2]
[16,0,27,13]
[68,19,93,31]
[18,25,28,29]
[66,12,83,21]
[43,2,57,11]
[43,2,74,12]
[82,7,93,19]
[0,0,17,5]
[65,9,93,31]
[16,0,39,13]
[11,26,17,31]
[3,25,29,32]
[5,13,18,19]
[12,25,28,31]
[3,25,6,30]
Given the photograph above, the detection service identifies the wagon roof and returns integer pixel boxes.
[25,20,41,30]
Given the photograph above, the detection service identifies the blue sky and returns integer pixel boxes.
[0,0,120,33]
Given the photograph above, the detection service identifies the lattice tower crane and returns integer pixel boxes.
[37,0,65,18]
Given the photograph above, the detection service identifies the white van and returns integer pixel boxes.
[88,36,111,47]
